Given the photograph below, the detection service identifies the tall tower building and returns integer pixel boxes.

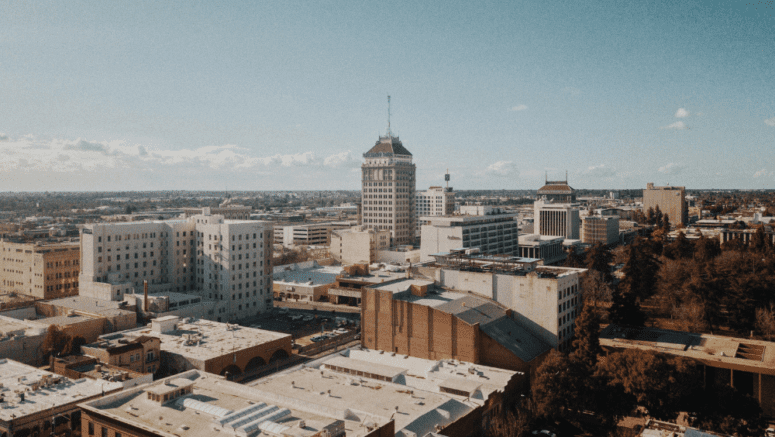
[361,97,416,246]
[643,183,687,226]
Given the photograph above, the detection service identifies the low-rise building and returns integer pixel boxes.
[91,316,292,380]
[423,251,587,350]
[272,261,343,302]
[600,324,775,417]
[273,222,352,247]
[0,239,80,299]
[0,358,123,437]
[361,278,552,376]
[82,335,162,375]
[50,355,153,389]
[327,264,407,306]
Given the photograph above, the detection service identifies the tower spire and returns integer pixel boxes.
[387,95,392,137]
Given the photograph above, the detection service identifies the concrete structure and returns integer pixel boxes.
[581,215,620,245]
[327,265,407,306]
[361,133,416,246]
[50,355,153,389]
[125,290,227,320]
[600,324,775,417]
[82,335,162,375]
[91,316,292,380]
[0,315,49,365]
[0,240,80,299]
[272,261,343,302]
[423,251,587,350]
[330,226,390,265]
[415,186,455,238]
[643,183,687,226]
[0,358,122,437]
[419,213,519,263]
[533,200,580,239]
[80,211,273,322]
[537,178,576,203]
[361,279,552,377]
[273,222,352,248]
[80,358,513,437]
[518,234,566,265]
[719,227,775,246]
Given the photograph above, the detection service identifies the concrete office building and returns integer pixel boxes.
[361,278,552,377]
[0,359,123,437]
[181,203,252,220]
[361,132,416,246]
[419,212,519,262]
[533,200,580,239]
[0,240,80,299]
[79,210,273,322]
[581,215,620,245]
[415,186,455,238]
[330,226,390,265]
[643,183,688,226]
[421,251,587,350]
[273,222,352,248]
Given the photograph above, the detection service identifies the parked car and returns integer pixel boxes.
[334,328,348,335]
[310,336,327,342]
[289,315,303,321]
[302,315,315,322]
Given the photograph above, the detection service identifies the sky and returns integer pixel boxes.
[1,0,774,191]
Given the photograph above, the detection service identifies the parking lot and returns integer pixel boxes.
[240,307,360,348]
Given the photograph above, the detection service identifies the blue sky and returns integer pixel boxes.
[1,0,773,191]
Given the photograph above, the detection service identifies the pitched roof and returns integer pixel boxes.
[365,135,412,156]
[538,182,574,193]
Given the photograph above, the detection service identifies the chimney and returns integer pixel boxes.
[143,280,149,312]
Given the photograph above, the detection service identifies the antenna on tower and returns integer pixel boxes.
[387,95,392,137]
[565,170,568,183]
[445,168,450,190]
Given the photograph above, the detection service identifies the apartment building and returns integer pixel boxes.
[415,186,455,238]
[643,182,688,226]
[361,133,416,246]
[0,240,80,299]
[581,215,620,245]
[533,199,580,239]
[79,209,273,322]
[419,212,519,262]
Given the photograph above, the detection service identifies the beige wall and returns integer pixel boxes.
[643,184,686,226]
[0,241,80,299]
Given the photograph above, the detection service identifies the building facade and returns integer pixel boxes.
[419,213,519,262]
[329,226,390,265]
[581,215,620,245]
[643,183,687,226]
[0,240,80,299]
[415,186,455,238]
[518,234,566,265]
[533,200,580,239]
[79,210,273,322]
[361,134,416,246]
[537,178,576,203]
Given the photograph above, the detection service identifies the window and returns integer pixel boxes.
[88,422,94,435]
[101,427,108,437]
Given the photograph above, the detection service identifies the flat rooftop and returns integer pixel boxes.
[45,295,134,317]
[273,266,343,286]
[0,315,48,336]
[368,278,435,295]
[600,325,775,375]
[110,319,290,361]
[82,370,370,437]
[0,359,122,421]
[337,269,407,285]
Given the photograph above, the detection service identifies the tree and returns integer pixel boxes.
[608,287,646,326]
[582,270,614,307]
[570,303,602,371]
[661,213,671,233]
[654,205,663,227]
[756,305,775,340]
[585,242,613,283]
[693,235,720,261]
[663,231,692,260]
[564,246,585,268]
[619,240,659,301]
[531,350,582,420]
[41,326,84,359]
[695,384,765,437]
[646,207,655,225]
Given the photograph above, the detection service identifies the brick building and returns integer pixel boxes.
[0,240,80,299]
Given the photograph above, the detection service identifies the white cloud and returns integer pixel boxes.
[0,133,8,141]
[765,117,775,127]
[675,108,689,118]
[661,121,688,130]
[583,164,616,177]
[509,104,528,111]
[754,169,771,178]
[486,161,518,177]
[323,150,360,168]
[658,163,686,175]
[63,139,108,153]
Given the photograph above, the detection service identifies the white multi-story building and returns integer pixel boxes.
[361,133,416,246]
[533,199,580,240]
[415,186,455,238]
[581,215,620,245]
[419,212,519,262]
[329,226,390,265]
[79,209,273,322]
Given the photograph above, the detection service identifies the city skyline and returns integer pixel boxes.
[1,1,774,191]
